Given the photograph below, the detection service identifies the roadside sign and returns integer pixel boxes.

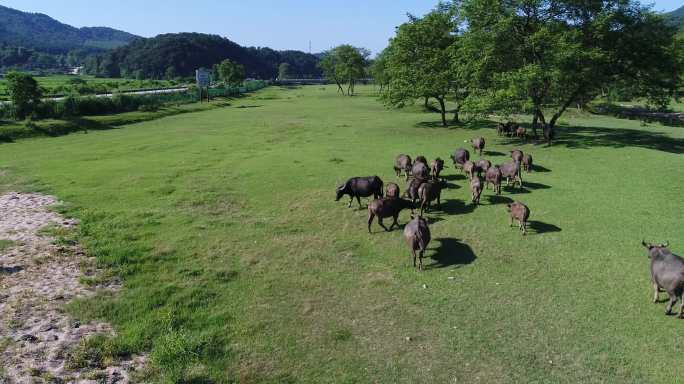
[196,69,211,87]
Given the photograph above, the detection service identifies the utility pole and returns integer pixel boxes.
[309,40,311,54]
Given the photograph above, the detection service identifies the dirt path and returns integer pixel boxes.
[0,193,145,383]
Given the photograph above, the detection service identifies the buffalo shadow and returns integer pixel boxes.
[484,150,506,157]
[443,173,467,182]
[528,220,562,234]
[428,238,477,269]
[438,199,476,215]
[530,164,551,173]
[485,194,513,205]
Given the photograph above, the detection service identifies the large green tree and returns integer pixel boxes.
[216,59,246,86]
[319,45,369,96]
[383,4,470,126]
[5,71,42,120]
[461,0,682,139]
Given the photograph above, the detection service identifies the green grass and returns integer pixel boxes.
[0,85,682,383]
[0,239,16,252]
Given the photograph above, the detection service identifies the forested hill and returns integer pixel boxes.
[0,5,138,53]
[84,33,322,79]
[667,5,684,31]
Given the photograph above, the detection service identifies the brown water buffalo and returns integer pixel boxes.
[463,160,476,180]
[415,155,428,166]
[506,201,529,235]
[485,166,502,195]
[431,158,445,180]
[336,176,384,208]
[511,149,523,163]
[472,137,485,156]
[367,198,414,233]
[642,241,684,317]
[475,159,491,176]
[515,126,526,141]
[522,154,533,173]
[405,177,427,203]
[411,161,430,180]
[418,180,443,215]
[500,161,522,188]
[394,154,413,180]
[470,175,483,205]
[404,215,431,271]
[386,182,400,199]
[450,148,470,171]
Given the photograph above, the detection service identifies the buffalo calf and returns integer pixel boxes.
[404,215,431,271]
[471,175,483,205]
[522,154,533,173]
[642,241,684,317]
[394,154,413,180]
[367,198,414,233]
[386,182,400,199]
[506,201,529,235]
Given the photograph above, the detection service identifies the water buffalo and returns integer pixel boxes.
[386,182,400,199]
[463,160,476,180]
[405,177,427,203]
[431,158,445,180]
[511,149,523,163]
[506,201,529,235]
[515,126,526,141]
[471,137,485,156]
[394,154,413,180]
[485,166,502,195]
[497,122,507,136]
[500,161,523,188]
[450,148,470,171]
[404,215,431,271]
[642,241,684,317]
[415,155,428,166]
[470,175,483,205]
[508,122,520,137]
[411,161,430,180]
[336,176,384,208]
[367,198,414,233]
[544,124,555,145]
[522,154,533,173]
[418,180,443,215]
[475,159,491,176]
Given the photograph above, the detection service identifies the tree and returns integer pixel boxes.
[217,59,246,86]
[278,62,291,79]
[383,4,469,126]
[5,71,42,120]
[462,0,682,138]
[318,45,369,96]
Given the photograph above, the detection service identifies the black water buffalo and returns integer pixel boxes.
[405,177,427,203]
[336,176,384,208]
[642,241,684,317]
[367,198,414,233]
[415,155,428,166]
[500,161,522,189]
[404,215,431,271]
[506,201,529,235]
[418,180,443,216]
[450,148,470,171]
[471,137,485,156]
[394,154,413,180]
[485,166,502,195]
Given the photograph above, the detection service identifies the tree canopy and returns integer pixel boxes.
[319,45,369,96]
[5,71,42,119]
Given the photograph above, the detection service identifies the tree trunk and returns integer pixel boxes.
[335,79,345,95]
[424,96,429,109]
[437,97,447,127]
[452,104,461,124]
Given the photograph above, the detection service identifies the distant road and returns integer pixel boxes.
[0,86,190,105]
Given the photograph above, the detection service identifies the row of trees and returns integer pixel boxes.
[373,0,683,134]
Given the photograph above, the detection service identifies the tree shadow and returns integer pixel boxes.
[438,199,476,215]
[552,125,684,154]
[236,105,263,108]
[414,120,462,129]
[486,194,513,205]
[0,265,24,274]
[428,238,477,269]
[528,220,562,234]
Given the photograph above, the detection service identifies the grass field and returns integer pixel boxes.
[0,85,683,383]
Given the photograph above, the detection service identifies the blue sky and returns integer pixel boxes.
[2,0,681,55]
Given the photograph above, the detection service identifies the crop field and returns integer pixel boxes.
[0,85,683,383]
[0,75,178,100]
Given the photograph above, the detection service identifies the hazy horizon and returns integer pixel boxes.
[1,0,681,55]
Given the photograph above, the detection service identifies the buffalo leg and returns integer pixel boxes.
[666,295,676,315]
[509,216,514,227]
[680,293,684,318]
[420,201,426,217]
[348,196,354,208]
[356,196,362,208]
[378,217,389,232]
[367,213,375,233]
[411,248,417,267]
[418,249,424,271]
[520,220,527,235]
[390,214,399,230]
[653,282,660,303]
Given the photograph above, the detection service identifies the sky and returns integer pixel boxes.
[1,0,682,55]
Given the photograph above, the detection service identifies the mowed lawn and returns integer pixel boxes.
[0,85,683,383]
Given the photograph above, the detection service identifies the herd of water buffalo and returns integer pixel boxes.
[334,126,684,318]
[335,133,533,271]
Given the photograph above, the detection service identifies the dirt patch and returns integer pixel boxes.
[0,192,146,383]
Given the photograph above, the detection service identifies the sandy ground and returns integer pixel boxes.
[0,193,146,383]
